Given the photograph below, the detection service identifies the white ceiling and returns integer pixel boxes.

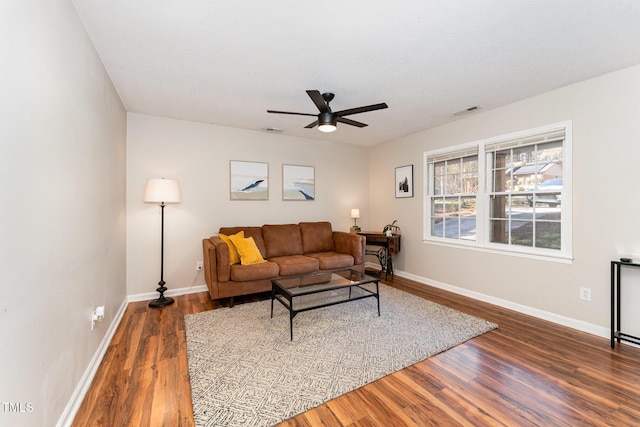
[71,0,640,147]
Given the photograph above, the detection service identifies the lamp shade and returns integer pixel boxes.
[144,178,181,204]
[350,208,360,219]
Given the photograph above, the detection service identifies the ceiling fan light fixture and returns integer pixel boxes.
[318,124,336,132]
[318,112,337,133]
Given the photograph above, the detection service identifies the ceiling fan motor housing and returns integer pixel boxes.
[319,112,336,125]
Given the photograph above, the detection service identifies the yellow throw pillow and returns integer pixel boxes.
[229,235,266,265]
[219,231,244,265]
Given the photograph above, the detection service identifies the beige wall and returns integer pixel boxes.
[4,3,638,423]
[370,65,640,335]
[0,1,127,426]
[125,113,370,296]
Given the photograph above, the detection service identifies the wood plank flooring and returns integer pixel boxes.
[72,276,640,426]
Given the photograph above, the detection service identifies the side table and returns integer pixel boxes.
[357,232,401,280]
[611,260,640,348]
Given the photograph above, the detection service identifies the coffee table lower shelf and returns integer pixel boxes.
[271,269,380,340]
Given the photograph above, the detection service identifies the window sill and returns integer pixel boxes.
[423,238,573,264]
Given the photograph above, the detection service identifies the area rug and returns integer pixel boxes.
[184,284,497,427]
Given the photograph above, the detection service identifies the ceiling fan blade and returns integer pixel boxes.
[304,120,319,129]
[267,110,317,117]
[335,103,388,117]
[337,117,368,128]
[306,90,330,113]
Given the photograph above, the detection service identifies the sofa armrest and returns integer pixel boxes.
[333,231,365,265]
[211,236,231,282]
[203,237,231,299]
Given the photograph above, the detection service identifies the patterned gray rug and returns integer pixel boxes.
[185,284,497,427]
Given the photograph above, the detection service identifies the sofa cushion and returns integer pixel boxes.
[270,255,319,276]
[299,221,335,254]
[262,224,303,258]
[306,252,354,270]
[230,235,266,265]
[220,226,266,258]
[218,231,244,265]
[229,262,280,282]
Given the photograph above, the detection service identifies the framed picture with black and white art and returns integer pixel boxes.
[395,164,413,198]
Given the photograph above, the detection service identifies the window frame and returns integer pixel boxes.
[423,121,572,262]
[424,143,480,247]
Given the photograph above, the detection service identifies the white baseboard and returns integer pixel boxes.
[394,269,611,340]
[56,297,128,427]
[127,284,208,303]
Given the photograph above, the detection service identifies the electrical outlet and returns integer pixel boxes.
[580,287,592,301]
[196,261,203,271]
[91,306,105,330]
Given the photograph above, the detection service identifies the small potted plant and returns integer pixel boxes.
[383,220,400,236]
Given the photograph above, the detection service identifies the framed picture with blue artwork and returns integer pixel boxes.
[230,160,269,200]
[282,164,315,201]
[395,164,413,198]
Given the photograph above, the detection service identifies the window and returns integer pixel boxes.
[427,146,478,242]
[424,122,572,260]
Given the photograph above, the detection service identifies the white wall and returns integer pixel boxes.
[126,114,370,296]
[370,65,640,332]
[0,1,127,426]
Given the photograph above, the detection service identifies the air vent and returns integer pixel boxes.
[263,127,283,133]
[453,106,480,117]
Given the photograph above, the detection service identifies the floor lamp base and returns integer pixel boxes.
[148,281,174,308]
[149,296,174,308]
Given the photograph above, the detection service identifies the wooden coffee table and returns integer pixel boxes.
[271,269,380,340]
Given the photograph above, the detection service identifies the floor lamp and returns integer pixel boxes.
[144,178,181,308]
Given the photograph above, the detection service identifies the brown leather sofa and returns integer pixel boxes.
[202,221,365,302]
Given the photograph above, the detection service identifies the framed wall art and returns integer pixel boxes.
[395,164,413,198]
[282,164,315,201]
[230,160,269,200]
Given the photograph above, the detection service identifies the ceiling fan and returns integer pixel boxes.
[267,90,388,133]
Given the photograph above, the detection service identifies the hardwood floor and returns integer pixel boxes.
[72,276,640,426]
